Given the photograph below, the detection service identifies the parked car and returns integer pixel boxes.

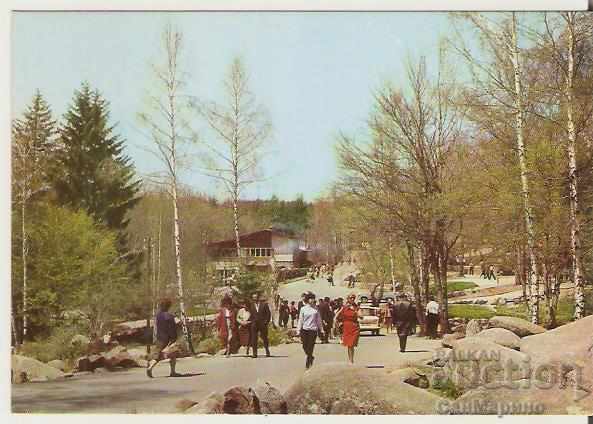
[357,305,381,336]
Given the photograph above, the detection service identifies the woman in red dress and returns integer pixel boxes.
[335,293,360,364]
[216,296,239,356]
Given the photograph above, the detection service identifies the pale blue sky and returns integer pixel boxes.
[12,12,450,201]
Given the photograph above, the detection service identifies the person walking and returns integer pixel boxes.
[425,296,439,339]
[249,293,271,358]
[335,293,360,364]
[297,293,306,315]
[479,260,486,279]
[391,293,414,353]
[216,297,239,357]
[318,297,334,343]
[289,301,298,328]
[384,299,393,333]
[297,292,324,369]
[278,300,290,328]
[236,300,252,356]
[469,262,475,276]
[147,298,181,378]
[327,272,334,287]
[488,264,496,281]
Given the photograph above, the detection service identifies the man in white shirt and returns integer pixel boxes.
[297,292,324,369]
[426,296,439,339]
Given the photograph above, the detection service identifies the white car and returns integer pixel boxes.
[358,305,381,336]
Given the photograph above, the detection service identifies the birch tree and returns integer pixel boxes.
[538,12,593,319]
[138,24,194,352]
[12,91,56,343]
[198,58,271,260]
[452,12,541,324]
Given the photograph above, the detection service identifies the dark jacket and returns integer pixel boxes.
[391,301,414,336]
[155,310,177,343]
[250,302,271,327]
[318,301,334,324]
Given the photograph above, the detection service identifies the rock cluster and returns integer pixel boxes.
[430,315,593,415]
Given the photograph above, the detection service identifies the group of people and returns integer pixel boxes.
[215,292,273,358]
[145,283,443,377]
[307,264,335,285]
[479,262,497,281]
[296,291,360,368]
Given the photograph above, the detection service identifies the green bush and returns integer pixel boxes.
[18,326,89,364]
[430,377,462,399]
[265,326,287,347]
[195,335,221,355]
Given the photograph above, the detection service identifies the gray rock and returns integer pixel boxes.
[442,333,464,348]
[520,315,593,392]
[488,316,546,337]
[12,355,65,384]
[475,327,521,350]
[465,320,482,337]
[223,386,261,414]
[285,362,445,414]
[185,392,225,414]
[252,381,287,414]
[46,359,66,372]
[445,337,530,390]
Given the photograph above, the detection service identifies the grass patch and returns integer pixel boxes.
[496,288,593,327]
[447,281,479,292]
[448,304,495,320]
[428,376,463,399]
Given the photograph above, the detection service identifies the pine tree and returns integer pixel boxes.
[12,90,57,343]
[52,83,141,239]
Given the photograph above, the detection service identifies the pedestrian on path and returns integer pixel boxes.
[236,300,252,356]
[479,260,486,279]
[146,298,181,378]
[318,297,334,343]
[249,293,271,358]
[327,272,334,287]
[488,264,496,281]
[216,296,239,357]
[384,299,393,333]
[278,299,290,328]
[425,296,439,339]
[289,301,298,328]
[297,292,324,369]
[335,293,360,364]
[391,293,415,353]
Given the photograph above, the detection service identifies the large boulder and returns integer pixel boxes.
[442,333,464,348]
[488,316,546,337]
[222,386,261,414]
[465,319,484,337]
[12,355,65,383]
[426,347,452,368]
[46,359,66,372]
[185,392,225,414]
[103,346,138,369]
[285,362,445,414]
[445,337,530,390]
[446,379,593,415]
[476,328,521,350]
[252,381,287,414]
[520,315,593,392]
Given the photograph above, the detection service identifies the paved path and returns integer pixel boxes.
[12,271,442,414]
[12,333,441,413]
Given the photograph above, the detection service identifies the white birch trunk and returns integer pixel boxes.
[564,13,586,320]
[388,233,396,287]
[510,13,540,324]
[21,195,28,341]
